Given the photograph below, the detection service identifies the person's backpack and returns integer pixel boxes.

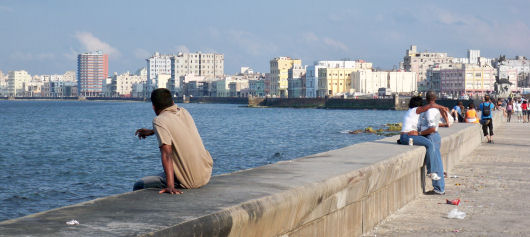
[482,102,491,116]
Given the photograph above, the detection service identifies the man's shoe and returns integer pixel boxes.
[429,173,441,181]
[425,190,445,195]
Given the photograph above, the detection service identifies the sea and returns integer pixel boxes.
[0,100,404,221]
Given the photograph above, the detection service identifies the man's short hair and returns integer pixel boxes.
[151,88,174,110]
[457,101,463,106]
[484,95,490,101]
[426,91,436,102]
[409,96,423,108]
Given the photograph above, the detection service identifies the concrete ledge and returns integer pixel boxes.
[0,112,503,237]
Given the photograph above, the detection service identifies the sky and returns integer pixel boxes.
[1,0,529,75]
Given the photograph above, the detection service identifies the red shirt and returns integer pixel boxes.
[522,103,528,110]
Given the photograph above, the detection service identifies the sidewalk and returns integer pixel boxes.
[366,122,530,236]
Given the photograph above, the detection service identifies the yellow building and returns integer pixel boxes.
[269,57,301,97]
[318,68,357,97]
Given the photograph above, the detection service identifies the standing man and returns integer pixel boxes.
[134,88,213,194]
[480,95,495,144]
[418,91,448,195]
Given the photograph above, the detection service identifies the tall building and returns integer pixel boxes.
[77,51,108,97]
[170,51,224,94]
[7,70,32,96]
[145,52,172,97]
[269,57,302,97]
[467,50,480,65]
[403,45,453,92]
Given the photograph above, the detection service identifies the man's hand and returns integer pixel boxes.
[159,187,183,195]
[135,128,154,139]
[407,130,419,136]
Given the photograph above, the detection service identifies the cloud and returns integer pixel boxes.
[74,31,120,57]
[133,48,151,59]
[0,5,14,13]
[302,32,349,51]
[226,30,278,56]
[322,37,348,51]
[9,52,55,61]
[431,9,530,54]
[175,45,190,53]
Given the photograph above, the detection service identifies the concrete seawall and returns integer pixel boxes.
[0,112,503,236]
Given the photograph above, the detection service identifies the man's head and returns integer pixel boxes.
[151,88,174,114]
[426,91,436,102]
[409,96,423,108]
[484,95,490,102]
[457,101,463,106]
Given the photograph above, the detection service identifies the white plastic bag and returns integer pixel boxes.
[66,220,79,225]
[447,208,466,219]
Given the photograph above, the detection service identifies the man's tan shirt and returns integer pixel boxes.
[153,105,213,188]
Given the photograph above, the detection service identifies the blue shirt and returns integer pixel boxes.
[452,105,462,115]
[479,102,494,119]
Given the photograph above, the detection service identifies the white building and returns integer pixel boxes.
[113,71,148,96]
[170,52,224,94]
[305,61,361,98]
[146,52,172,96]
[352,70,417,95]
[287,64,306,98]
[403,45,454,92]
[0,70,7,96]
[7,70,32,96]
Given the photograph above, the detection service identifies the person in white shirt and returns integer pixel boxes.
[400,96,448,190]
[416,91,449,195]
[514,98,523,122]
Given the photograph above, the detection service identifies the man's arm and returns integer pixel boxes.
[419,127,437,136]
[416,103,449,114]
[439,110,450,127]
[135,128,154,139]
[159,144,182,194]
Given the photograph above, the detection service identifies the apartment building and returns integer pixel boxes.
[403,45,453,92]
[77,51,108,97]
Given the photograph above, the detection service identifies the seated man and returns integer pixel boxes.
[416,91,447,195]
[400,96,447,181]
[450,101,465,123]
[133,88,213,194]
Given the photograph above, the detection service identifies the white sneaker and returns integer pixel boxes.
[429,173,441,180]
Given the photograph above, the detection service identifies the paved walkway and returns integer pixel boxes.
[366,122,530,236]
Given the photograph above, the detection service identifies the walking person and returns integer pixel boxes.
[521,100,528,123]
[480,95,495,144]
[506,100,513,123]
[514,98,523,123]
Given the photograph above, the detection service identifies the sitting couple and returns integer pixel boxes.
[400,91,450,195]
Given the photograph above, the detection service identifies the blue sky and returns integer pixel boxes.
[1,0,529,75]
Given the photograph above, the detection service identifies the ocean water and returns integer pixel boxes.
[0,100,404,221]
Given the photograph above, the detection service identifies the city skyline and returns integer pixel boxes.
[1,0,530,75]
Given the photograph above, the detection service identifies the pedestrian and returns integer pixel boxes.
[522,100,528,123]
[514,98,523,122]
[506,100,513,123]
[480,95,495,143]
